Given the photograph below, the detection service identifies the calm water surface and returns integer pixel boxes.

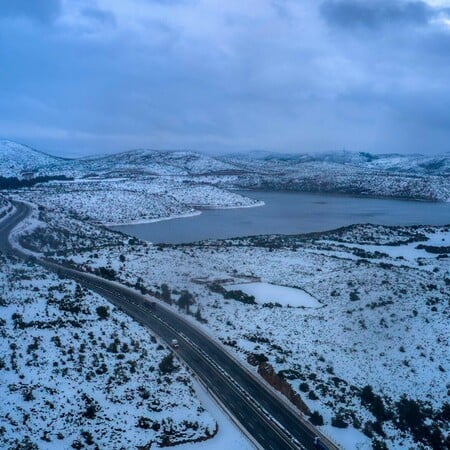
[112,191,450,244]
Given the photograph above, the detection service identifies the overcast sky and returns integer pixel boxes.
[1,0,450,156]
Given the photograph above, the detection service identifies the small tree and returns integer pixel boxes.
[98,266,116,280]
[299,382,309,392]
[360,385,389,421]
[135,277,145,293]
[75,284,83,299]
[332,412,349,428]
[194,305,207,323]
[178,290,195,314]
[82,394,100,420]
[96,306,109,320]
[161,284,172,305]
[395,395,427,439]
[309,411,324,426]
[159,352,176,375]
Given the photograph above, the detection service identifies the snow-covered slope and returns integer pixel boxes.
[1,140,449,201]
[222,150,450,175]
[0,140,65,177]
[0,142,244,178]
[0,253,217,449]
[19,178,261,226]
[80,149,241,176]
[367,154,450,175]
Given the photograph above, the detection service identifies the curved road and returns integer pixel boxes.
[0,201,339,450]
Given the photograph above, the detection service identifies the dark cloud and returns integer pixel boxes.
[0,0,61,24]
[320,0,431,29]
[0,1,450,156]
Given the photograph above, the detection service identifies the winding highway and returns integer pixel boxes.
[0,201,339,450]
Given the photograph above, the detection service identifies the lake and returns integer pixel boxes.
[112,190,450,244]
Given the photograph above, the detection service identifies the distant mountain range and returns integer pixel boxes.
[224,149,450,175]
[0,140,241,178]
[1,139,449,178]
[1,139,449,201]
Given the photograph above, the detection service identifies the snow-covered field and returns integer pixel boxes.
[18,178,261,225]
[169,184,264,209]
[226,282,321,308]
[20,207,449,450]
[0,253,222,449]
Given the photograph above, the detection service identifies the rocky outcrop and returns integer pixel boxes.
[247,353,310,415]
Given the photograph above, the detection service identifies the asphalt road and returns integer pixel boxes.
[0,201,339,450]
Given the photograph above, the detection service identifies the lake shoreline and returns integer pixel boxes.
[112,190,450,244]
[233,187,448,203]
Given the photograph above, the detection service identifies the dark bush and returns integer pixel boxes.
[299,382,309,392]
[159,353,176,375]
[83,404,97,420]
[309,411,324,426]
[96,306,109,320]
[209,283,226,295]
[395,396,425,432]
[359,385,390,421]
[161,284,172,304]
[224,289,256,305]
[97,267,116,280]
[331,413,348,428]
[137,417,152,429]
[178,290,195,313]
[251,353,269,364]
[81,394,100,419]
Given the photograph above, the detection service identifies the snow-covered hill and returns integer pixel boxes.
[79,149,242,176]
[18,178,261,226]
[0,142,244,178]
[2,140,449,178]
[367,154,450,175]
[0,140,65,177]
[215,151,450,201]
[222,150,450,175]
[1,140,449,201]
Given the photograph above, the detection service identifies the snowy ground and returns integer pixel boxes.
[18,178,262,225]
[0,253,248,449]
[9,192,450,449]
[226,282,321,308]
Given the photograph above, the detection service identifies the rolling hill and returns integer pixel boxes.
[0,140,65,178]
